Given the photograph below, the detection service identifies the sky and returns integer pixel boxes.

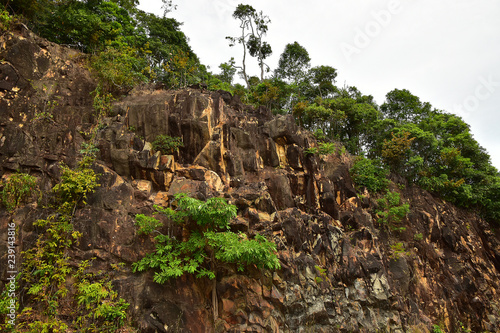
[138,0,500,170]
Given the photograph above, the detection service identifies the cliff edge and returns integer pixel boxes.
[1,25,500,332]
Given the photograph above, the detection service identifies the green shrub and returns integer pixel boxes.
[390,242,408,259]
[318,142,336,155]
[0,8,14,31]
[90,42,149,93]
[152,135,184,155]
[92,86,115,118]
[304,142,336,157]
[52,163,99,204]
[314,265,329,284]
[80,142,100,159]
[135,214,163,235]
[1,172,39,211]
[75,279,129,331]
[313,129,326,141]
[132,193,281,283]
[376,191,410,232]
[350,157,389,193]
[304,147,318,156]
[432,325,445,333]
[207,76,235,93]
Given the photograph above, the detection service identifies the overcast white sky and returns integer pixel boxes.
[139,0,500,170]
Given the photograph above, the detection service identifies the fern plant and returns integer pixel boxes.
[133,194,280,281]
[132,193,281,320]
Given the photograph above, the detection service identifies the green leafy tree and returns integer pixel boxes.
[274,41,311,83]
[372,122,438,182]
[132,193,280,321]
[294,99,346,138]
[306,65,338,99]
[333,87,380,155]
[376,191,410,232]
[134,10,199,82]
[350,157,389,193]
[161,48,199,88]
[90,41,149,93]
[248,78,292,112]
[216,57,237,84]
[35,1,137,53]
[0,7,16,31]
[9,0,201,91]
[381,88,432,123]
[381,130,415,174]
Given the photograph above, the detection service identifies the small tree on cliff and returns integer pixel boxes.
[132,193,281,322]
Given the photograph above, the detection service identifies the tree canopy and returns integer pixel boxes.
[275,41,311,83]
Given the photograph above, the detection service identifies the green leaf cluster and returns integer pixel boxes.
[390,242,408,259]
[5,159,130,332]
[80,142,101,159]
[304,142,337,157]
[318,142,336,156]
[75,279,129,331]
[134,214,163,235]
[350,157,389,193]
[376,191,410,232]
[432,324,445,333]
[152,135,184,155]
[132,193,280,284]
[0,8,15,31]
[314,265,329,284]
[1,172,39,211]
[52,162,99,204]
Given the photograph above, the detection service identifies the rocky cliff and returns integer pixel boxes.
[1,25,500,333]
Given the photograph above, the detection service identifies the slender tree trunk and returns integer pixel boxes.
[212,277,217,322]
[241,48,250,88]
[242,44,249,89]
[258,33,264,81]
[211,253,218,324]
[260,58,264,81]
[239,26,250,89]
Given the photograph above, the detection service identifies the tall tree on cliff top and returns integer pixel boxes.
[226,4,272,88]
[275,41,311,83]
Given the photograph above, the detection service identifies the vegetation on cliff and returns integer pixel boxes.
[133,193,280,321]
[1,1,500,331]
[0,156,130,331]
[133,193,280,283]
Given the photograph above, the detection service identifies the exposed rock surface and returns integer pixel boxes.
[1,26,500,332]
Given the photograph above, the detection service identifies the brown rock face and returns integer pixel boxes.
[1,28,500,333]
